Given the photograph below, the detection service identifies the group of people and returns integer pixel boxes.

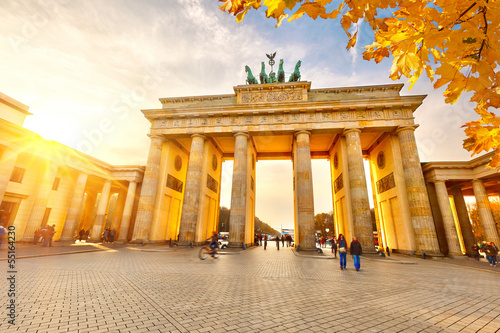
[33,225,56,247]
[472,241,499,267]
[77,229,90,242]
[316,236,328,248]
[331,234,363,271]
[101,228,117,243]
[254,234,294,249]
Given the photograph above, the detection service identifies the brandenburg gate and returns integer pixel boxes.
[130,79,444,255]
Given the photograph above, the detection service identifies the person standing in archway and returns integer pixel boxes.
[338,234,347,270]
[331,236,338,258]
[350,236,363,271]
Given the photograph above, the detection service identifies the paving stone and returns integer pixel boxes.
[1,246,500,332]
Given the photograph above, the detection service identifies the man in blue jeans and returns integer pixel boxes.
[350,236,363,271]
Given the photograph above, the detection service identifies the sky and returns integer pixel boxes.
[0,0,481,230]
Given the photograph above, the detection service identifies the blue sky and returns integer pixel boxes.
[0,0,479,229]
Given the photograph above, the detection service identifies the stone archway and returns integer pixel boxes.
[131,81,443,255]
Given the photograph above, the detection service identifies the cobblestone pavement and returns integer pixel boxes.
[1,243,499,333]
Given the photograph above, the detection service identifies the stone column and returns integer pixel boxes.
[21,163,58,241]
[396,126,442,256]
[0,148,18,204]
[117,180,137,242]
[228,132,249,247]
[451,186,476,256]
[434,180,463,256]
[344,129,375,253]
[293,130,316,250]
[59,172,88,241]
[178,134,206,244]
[472,179,500,245]
[90,180,112,241]
[131,135,164,243]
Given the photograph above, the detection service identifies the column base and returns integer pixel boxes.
[57,237,76,243]
[416,250,444,258]
[129,239,149,244]
[448,253,467,259]
[177,241,197,246]
[393,249,416,256]
[227,242,244,248]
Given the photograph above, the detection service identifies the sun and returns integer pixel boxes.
[27,114,81,148]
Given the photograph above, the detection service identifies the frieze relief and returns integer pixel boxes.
[240,90,303,103]
[153,107,409,130]
[376,172,396,194]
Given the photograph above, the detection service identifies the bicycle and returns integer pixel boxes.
[198,240,220,260]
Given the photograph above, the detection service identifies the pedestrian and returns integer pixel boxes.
[350,236,363,271]
[103,228,110,243]
[338,234,347,270]
[331,236,337,258]
[33,228,41,245]
[320,236,326,248]
[264,234,268,250]
[41,225,49,247]
[259,234,262,246]
[0,225,6,247]
[48,224,56,247]
[485,242,498,267]
[254,234,259,246]
[110,228,116,243]
[78,229,85,242]
[471,243,480,261]
[275,235,280,250]
[281,235,285,247]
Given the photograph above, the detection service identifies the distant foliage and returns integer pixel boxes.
[218,206,280,235]
[314,211,334,237]
[220,0,500,166]
[467,199,500,241]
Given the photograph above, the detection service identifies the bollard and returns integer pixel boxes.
[386,246,390,256]
[296,245,300,252]
[190,242,193,248]
[141,241,144,247]
[421,252,426,259]
[242,242,246,250]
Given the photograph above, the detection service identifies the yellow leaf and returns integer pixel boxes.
[347,31,358,49]
[275,13,289,27]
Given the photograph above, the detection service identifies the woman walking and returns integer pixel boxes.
[338,234,347,270]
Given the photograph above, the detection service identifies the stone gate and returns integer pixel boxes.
[131,81,445,254]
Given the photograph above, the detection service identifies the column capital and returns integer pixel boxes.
[148,134,164,141]
[450,184,464,191]
[471,178,484,184]
[395,125,419,135]
[433,180,447,185]
[294,130,311,138]
[191,133,206,140]
[343,128,362,136]
[233,131,249,139]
